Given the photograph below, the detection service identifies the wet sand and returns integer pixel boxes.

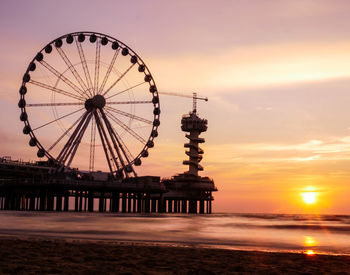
[1,238,350,274]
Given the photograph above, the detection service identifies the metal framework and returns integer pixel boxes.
[18,32,160,180]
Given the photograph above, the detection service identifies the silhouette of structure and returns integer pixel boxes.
[0,32,217,213]
[0,157,164,212]
[0,106,217,213]
[162,99,217,214]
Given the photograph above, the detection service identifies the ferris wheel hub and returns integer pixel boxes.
[85,94,106,110]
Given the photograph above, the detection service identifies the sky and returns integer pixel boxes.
[1,0,350,214]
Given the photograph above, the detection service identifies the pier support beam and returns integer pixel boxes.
[158,195,164,213]
[174,200,178,213]
[127,193,132,213]
[151,199,157,213]
[199,200,204,214]
[39,190,46,211]
[182,200,187,213]
[56,193,62,211]
[47,191,54,211]
[79,191,83,212]
[133,194,136,213]
[168,199,173,213]
[99,192,105,212]
[75,191,79,212]
[144,195,150,213]
[137,194,142,213]
[111,192,119,212]
[122,193,127,213]
[29,194,35,211]
[63,192,69,211]
[189,200,197,214]
[88,192,94,212]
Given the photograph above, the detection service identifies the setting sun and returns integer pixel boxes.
[305,250,316,255]
[301,187,318,204]
[302,192,317,204]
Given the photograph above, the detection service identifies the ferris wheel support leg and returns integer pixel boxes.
[127,193,132,213]
[122,193,127,213]
[100,109,132,178]
[47,113,85,154]
[95,111,120,173]
[95,110,122,177]
[56,111,89,165]
[94,112,115,177]
[89,119,96,173]
[100,110,127,174]
[66,112,93,168]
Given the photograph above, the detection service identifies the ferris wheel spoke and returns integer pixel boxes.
[94,39,101,95]
[55,46,89,94]
[105,81,147,100]
[113,127,135,164]
[108,120,136,176]
[101,109,135,165]
[27,102,84,107]
[102,63,135,97]
[56,111,90,164]
[76,38,93,96]
[89,118,96,172]
[47,112,85,153]
[98,48,120,94]
[39,61,87,98]
[29,80,83,101]
[32,108,84,131]
[106,100,152,105]
[94,112,114,175]
[106,117,135,162]
[94,111,121,173]
[105,110,146,144]
[106,106,152,125]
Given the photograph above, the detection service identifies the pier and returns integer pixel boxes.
[1,32,217,214]
[0,156,216,214]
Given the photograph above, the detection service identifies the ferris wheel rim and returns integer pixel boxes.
[18,31,160,178]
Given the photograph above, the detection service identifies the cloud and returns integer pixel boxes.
[150,41,350,93]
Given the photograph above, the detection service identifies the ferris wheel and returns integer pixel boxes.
[18,32,160,179]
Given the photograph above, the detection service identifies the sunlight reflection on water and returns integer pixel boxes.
[1,212,350,255]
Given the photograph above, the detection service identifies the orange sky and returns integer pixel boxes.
[1,0,350,214]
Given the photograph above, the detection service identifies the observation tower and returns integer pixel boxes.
[181,110,207,176]
[162,94,217,214]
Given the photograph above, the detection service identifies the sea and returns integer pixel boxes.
[1,211,350,255]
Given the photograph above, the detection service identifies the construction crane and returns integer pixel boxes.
[158,92,208,114]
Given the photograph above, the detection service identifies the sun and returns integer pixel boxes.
[301,187,317,204]
[302,192,317,204]
[305,250,315,255]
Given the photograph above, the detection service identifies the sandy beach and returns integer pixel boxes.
[0,238,349,274]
